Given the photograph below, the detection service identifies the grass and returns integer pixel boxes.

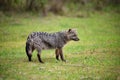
[0,12,120,80]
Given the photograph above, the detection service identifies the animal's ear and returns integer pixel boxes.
[68,29,72,32]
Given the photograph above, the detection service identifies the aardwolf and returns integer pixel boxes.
[25,29,79,63]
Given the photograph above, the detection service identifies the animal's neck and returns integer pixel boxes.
[60,32,69,43]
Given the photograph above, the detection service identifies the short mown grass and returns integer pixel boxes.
[0,12,120,80]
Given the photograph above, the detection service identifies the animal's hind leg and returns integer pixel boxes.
[37,50,44,63]
[55,49,60,61]
[28,47,35,61]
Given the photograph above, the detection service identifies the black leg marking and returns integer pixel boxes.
[37,50,44,63]
[55,49,60,61]
[59,48,66,62]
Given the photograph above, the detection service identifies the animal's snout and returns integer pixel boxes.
[73,37,80,41]
[76,38,80,41]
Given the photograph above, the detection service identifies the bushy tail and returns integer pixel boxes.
[25,43,29,55]
[25,42,32,61]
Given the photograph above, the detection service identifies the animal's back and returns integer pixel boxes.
[26,32,58,49]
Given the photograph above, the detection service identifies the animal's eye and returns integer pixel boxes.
[73,34,77,36]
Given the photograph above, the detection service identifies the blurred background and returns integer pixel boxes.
[0,0,120,16]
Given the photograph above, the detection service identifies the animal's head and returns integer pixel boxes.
[67,29,80,41]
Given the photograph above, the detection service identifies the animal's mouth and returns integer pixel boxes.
[72,38,80,41]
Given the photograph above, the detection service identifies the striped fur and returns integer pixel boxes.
[25,29,79,63]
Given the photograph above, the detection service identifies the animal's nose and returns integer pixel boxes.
[77,38,80,41]
[73,37,80,41]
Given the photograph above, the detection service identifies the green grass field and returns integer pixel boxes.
[0,12,120,80]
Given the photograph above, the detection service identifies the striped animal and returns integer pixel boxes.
[25,29,79,63]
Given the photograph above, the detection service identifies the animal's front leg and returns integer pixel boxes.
[59,48,66,62]
[55,49,60,61]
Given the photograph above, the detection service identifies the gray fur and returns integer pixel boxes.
[25,29,79,63]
